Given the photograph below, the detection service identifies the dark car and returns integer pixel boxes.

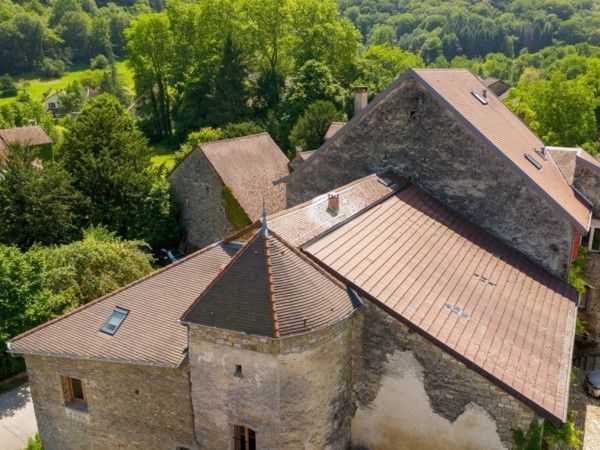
[585,370,600,397]
[155,248,184,267]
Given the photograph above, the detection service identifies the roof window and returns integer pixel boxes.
[100,307,129,335]
[524,153,543,170]
[471,90,488,105]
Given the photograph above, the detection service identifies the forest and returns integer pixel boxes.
[0,0,599,386]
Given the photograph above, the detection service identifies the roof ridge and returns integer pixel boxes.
[199,132,270,150]
[179,228,264,323]
[264,235,280,337]
[8,240,225,346]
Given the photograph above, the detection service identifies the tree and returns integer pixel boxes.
[210,36,248,127]
[126,13,174,137]
[59,94,179,245]
[0,143,82,250]
[289,100,345,151]
[58,80,85,115]
[0,74,16,98]
[58,10,92,62]
[221,121,264,139]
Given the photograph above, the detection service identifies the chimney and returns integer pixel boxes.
[327,193,340,214]
[482,88,487,98]
[353,86,368,116]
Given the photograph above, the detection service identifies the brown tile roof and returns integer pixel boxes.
[304,184,577,422]
[0,126,52,156]
[181,225,355,337]
[8,243,240,367]
[200,133,290,220]
[411,69,590,232]
[269,173,401,246]
[547,146,600,186]
[325,122,346,140]
[295,150,316,161]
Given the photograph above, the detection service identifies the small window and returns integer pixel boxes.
[234,365,243,378]
[471,91,489,105]
[524,153,542,170]
[61,376,88,411]
[590,227,600,252]
[233,425,256,450]
[100,307,129,335]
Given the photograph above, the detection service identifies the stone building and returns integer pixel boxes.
[168,132,289,251]
[9,170,579,449]
[281,69,591,280]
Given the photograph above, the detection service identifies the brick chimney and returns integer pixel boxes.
[354,86,368,116]
[327,193,340,214]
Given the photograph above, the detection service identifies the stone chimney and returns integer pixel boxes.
[327,193,340,214]
[354,86,368,116]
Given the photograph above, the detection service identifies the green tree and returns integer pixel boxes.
[58,10,92,62]
[59,94,179,245]
[211,36,248,127]
[221,121,264,139]
[289,100,345,151]
[0,143,82,250]
[58,80,86,115]
[0,74,16,98]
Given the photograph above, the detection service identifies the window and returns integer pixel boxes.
[233,425,256,450]
[234,365,243,378]
[590,227,600,252]
[100,307,129,335]
[61,376,88,412]
[471,91,489,105]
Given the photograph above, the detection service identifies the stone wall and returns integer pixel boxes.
[351,300,535,449]
[168,149,235,251]
[574,163,600,218]
[25,355,196,450]
[187,318,354,449]
[286,76,574,279]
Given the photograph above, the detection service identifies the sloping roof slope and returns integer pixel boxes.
[8,243,239,367]
[325,122,346,140]
[547,146,600,185]
[0,126,52,155]
[200,133,289,220]
[181,226,355,337]
[269,173,401,246]
[411,69,590,232]
[304,184,577,422]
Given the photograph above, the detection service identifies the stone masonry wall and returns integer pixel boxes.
[187,317,354,449]
[574,163,600,218]
[351,301,535,449]
[25,355,197,450]
[168,149,235,252]
[286,76,574,279]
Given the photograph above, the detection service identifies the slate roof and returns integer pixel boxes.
[547,146,600,185]
[411,69,590,232]
[8,243,240,367]
[325,122,346,140]
[199,133,290,220]
[0,126,52,156]
[269,173,401,246]
[181,225,355,337]
[304,184,577,422]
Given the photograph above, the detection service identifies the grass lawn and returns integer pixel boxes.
[0,61,134,106]
[149,141,178,171]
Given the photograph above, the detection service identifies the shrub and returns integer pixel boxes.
[24,433,43,450]
[0,74,17,98]
[90,54,109,70]
[39,58,65,78]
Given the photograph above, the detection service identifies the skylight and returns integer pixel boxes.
[524,153,543,170]
[100,307,129,335]
[471,91,489,105]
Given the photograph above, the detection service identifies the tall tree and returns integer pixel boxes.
[59,94,179,245]
[289,100,345,151]
[0,143,82,250]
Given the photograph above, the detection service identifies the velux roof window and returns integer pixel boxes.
[100,307,129,335]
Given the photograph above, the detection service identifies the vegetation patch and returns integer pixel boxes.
[222,186,251,230]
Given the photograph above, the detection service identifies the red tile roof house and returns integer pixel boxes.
[167,132,290,251]
[8,172,579,449]
[0,125,52,160]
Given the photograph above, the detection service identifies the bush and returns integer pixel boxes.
[0,74,17,98]
[90,54,109,70]
[39,58,65,78]
[24,433,43,450]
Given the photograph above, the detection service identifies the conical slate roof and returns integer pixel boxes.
[180,224,356,337]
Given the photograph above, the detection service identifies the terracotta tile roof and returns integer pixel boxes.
[200,133,290,220]
[304,184,577,422]
[8,243,240,367]
[325,122,346,140]
[547,146,600,186]
[269,173,401,246]
[295,150,316,161]
[181,225,355,337]
[0,126,52,156]
[411,69,591,232]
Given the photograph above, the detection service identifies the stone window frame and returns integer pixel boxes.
[61,375,89,413]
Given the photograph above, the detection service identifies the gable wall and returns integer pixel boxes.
[351,301,535,449]
[286,76,573,278]
[574,163,600,218]
[24,355,196,450]
[168,149,235,251]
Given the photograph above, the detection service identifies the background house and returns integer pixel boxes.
[168,132,290,251]
[0,125,52,160]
